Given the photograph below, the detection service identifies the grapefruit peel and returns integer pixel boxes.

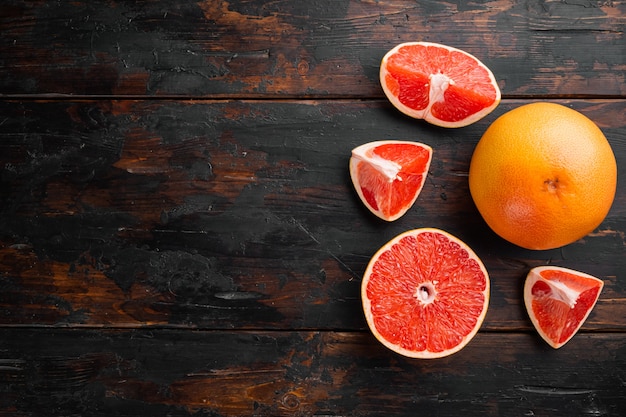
[468,102,617,250]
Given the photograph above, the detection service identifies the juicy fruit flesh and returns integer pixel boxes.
[350,141,432,221]
[363,229,489,358]
[381,42,500,127]
[525,267,603,348]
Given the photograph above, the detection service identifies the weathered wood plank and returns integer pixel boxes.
[1,99,624,329]
[1,0,624,97]
[0,329,625,416]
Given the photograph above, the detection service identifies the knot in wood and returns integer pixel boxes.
[297,60,309,75]
[281,392,300,410]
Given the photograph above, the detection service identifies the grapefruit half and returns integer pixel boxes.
[524,266,604,349]
[362,228,490,358]
[380,42,501,128]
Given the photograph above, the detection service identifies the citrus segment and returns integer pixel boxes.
[380,42,501,128]
[524,266,604,349]
[362,228,490,358]
[350,140,432,221]
[469,102,617,250]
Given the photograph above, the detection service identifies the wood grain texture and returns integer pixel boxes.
[1,0,624,97]
[1,329,625,416]
[1,0,626,415]
[1,99,625,330]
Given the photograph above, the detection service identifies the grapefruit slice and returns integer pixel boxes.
[362,228,490,358]
[349,140,432,221]
[524,266,604,349]
[380,42,501,128]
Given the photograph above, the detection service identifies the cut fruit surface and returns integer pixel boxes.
[380,42,501,128]
[524,266,604,349]
[362,228,490,358]
[349,140,432,221]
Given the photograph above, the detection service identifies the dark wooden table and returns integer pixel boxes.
[1,1,625,416]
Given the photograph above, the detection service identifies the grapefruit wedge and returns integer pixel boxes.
[524,266,604,349]
[349,140,432,221]
[380,42,501,128]
[362,228,490,358]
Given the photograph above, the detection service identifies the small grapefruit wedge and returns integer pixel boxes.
[380,42,501,128]
[524,266,604,349]
[362,228,490,358]
[349,140,432,221]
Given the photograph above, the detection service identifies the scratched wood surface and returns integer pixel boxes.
[1,1,625,416]
[1,99,625,331]
[1,329,626,417]
[2,0,625,98]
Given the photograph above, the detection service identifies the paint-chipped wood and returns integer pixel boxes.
[1,0,624,97]
[1,99,624,331]
[1,329,625,416]
[1,0,625,415]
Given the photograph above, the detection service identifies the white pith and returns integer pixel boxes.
[427,72,453,111]
[351,147,401,183]
[415,281,437,305]
[536,276,581,309]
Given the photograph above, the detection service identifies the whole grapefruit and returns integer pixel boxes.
[469,102,617,250]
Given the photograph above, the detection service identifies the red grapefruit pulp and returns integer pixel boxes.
[362,228,490,358]
[349,140,432,221]
[380,42,501,127]
[524,266,604,349]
